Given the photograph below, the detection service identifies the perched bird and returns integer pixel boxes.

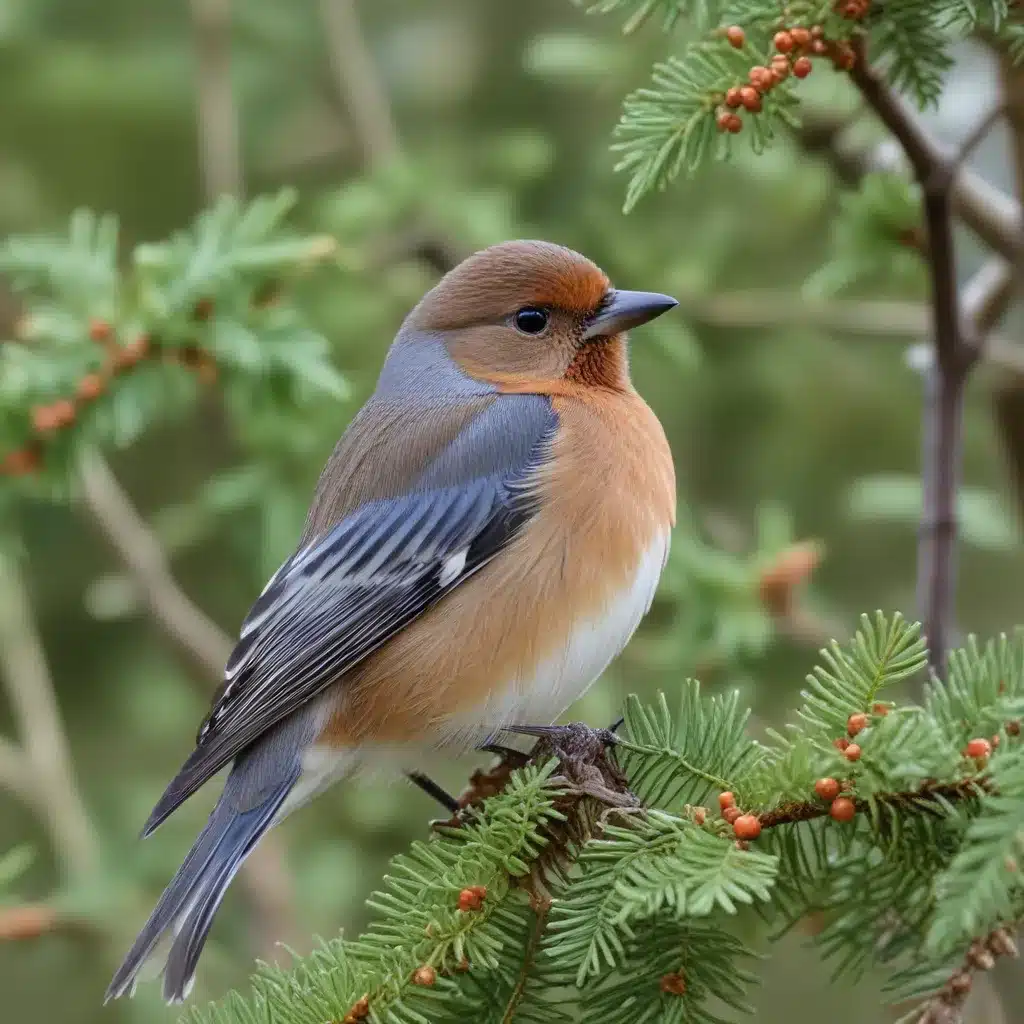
[106,240,677,1003]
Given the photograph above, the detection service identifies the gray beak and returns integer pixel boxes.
[583,289,678,341]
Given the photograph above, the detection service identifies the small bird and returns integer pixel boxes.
[106,240,677,1003]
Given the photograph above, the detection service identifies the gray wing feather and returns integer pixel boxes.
[142,395,556,835]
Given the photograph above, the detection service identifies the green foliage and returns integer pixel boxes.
[595,0,1024,205]
[803,173,925,298]
[0,191,344,504]
[187,616,1024,1023]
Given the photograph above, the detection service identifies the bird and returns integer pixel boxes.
[105,239,677,1004]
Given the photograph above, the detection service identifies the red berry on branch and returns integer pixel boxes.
[89,318,113,344]
[660,972,687,995]
[814,778,841,802]
[793,57,813,78]
[725,26,745,48]
[717,111,735,132]
[726,113,742,133]
[723,806,742,824]
[774,31,794,53]
[964,738,992,760]
[830,797,856,822]
[847,713,868,737]
[412,965,436,987]
[749,66,774,91]
[739,86,762,112]
[457,886,485,911]
[725,86,744,109]
[833,43,857,70]
[31,405,59,433]
[790,27,811,48]
[77,373,105,402]
[733,814,762,840]
[872,703,890,716]
[844,743,862,762]
[719,792,736,810]
[833,737,850,751]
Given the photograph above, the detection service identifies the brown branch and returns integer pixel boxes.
[0,550,100,879]
[913,925,1020,1024]
[755,778,982,830]
[75,449,299,958]
[845,39,993,675]
[189,0,243,200]
[77,449,231,687]
[319,0,401,170]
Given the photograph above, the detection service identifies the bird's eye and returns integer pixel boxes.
[513,307,549,335]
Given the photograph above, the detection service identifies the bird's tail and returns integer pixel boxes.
[105,775,295,1004]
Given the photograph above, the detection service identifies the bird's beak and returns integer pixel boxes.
[583,289,678,341]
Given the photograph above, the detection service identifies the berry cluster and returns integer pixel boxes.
[718,791,762,842]
[716,22,858,135]
[1,306,220,479]
[457,884,488,912]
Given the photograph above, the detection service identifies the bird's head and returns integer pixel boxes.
[407,240,677,392]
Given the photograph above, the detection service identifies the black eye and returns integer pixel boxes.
[513,307,549,335]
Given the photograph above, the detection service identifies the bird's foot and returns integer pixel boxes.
[503,722,638,809]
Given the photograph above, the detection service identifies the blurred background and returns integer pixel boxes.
[1,1,1023,1022]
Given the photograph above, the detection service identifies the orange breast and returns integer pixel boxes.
[323,387,676,747]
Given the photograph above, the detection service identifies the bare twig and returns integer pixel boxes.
[0,549,100,879]
[798,113,1021,261]
[78,449,231,686]
[75,449,299,957]
[319,0,401,169]
[846,39,998,673]
[189,0,243,200]
[914,926,1020,1024]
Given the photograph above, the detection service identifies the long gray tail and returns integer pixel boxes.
[105,774,295,1004]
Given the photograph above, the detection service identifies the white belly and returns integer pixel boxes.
[279,532,670,815]
[439,531,670,747]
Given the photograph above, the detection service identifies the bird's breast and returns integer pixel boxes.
[325,388,676,748]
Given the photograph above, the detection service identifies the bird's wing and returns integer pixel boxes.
[143,395,557,834]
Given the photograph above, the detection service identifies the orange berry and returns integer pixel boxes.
[31,405,59,433]
[660,972,687,995]
[726,113,742,133]
[51,399,76,428]
[76,373,105,402]
[722,806,742,824]
[725,26,745,48]
[725,86,744,108]
[833,737,850,751]
[847,713,868,737]
[793,56,812,77]
[88,318,113,343]
[774,31,794,53]
[830,797,856,822]
[739,86,762,112]
[844,743,862,762]
[790,27,811,47]
[2,446,41,476]
[457,886,485,911]
[718,792,736,810]
[964,738,992,760]
[717,111,734,132]
[733,814,762,840]
[833,43,856,70]
[749,66,773,91]
[346,996,369,1021]
[814,778,840,802]
[872,703,890,716]
[412,965,436,987]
